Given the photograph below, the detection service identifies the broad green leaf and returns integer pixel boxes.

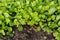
[48,7,56,15]
[56,15,60,21]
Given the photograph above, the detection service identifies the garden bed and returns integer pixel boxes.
[3,25,55,40]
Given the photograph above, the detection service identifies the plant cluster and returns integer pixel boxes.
[0,0,60,40]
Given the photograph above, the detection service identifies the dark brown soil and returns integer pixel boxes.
[3,25,56,40]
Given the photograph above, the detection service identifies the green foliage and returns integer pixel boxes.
[0,0,60,40]
[18,25,23,31]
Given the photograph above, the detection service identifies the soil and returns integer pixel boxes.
[3,25,56,40]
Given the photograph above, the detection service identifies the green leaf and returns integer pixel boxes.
[0,20,2,24]
[37,26,41,31]
[7,32,13,37]
[57,27,60,32]
[5,18,10,24]
[53,32,60,40]
[53,32,59,37]
[56,15,60,21]
[14,19,19,25]
[18,25,23,31]
[4,12,10,18]
[23,14,29,20]
[0,15,4,20]
[39,22,44,28]
[19,19,26,25]
[58,0,60,5]
[31,1,36,7]
[56,36,60,40]
[49,1,55,6]
[51,15,55,20]
[49,22,58,28]
[48,7,56,15]
[28,20,35,26]
[0,30,5,35]
[47,18,51,21]
[41,15,46,19]
[58,21,60,26]
[43,27,52,33]
[9,21,14,26]
[7,27,12,32]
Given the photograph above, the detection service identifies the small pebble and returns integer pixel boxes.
[44,36,47,39]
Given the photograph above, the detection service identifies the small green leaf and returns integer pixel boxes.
[47,18,51,21]
[49,22,58,28]
[56,15,60,21]
[19,19,26,25]
[41,15,46,19]
[51,15,55,20]
[31,1,36,7]
[49,1,55,6]
[28,20,34,26]
[39,22,44,28]
[18,25,23,31]
[58,21,60,26]
[53,32,60,40]
[53,32,59,37]
[0,30,5,35]
[37,26,41,31]
[7,32,13,37]
[0,20,2,24]
[57,27,60,32]
[23,14,29,20]
[7,27,12,32]
[0,15,4,20]
[9,21,14,26]
[5,18,10,24]
[14,19,19,25]
[4,12,10,18]
[43,27,52,33]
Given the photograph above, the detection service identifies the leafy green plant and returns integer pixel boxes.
[0,0,60,40]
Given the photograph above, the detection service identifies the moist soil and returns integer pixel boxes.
[3,25,56,40]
